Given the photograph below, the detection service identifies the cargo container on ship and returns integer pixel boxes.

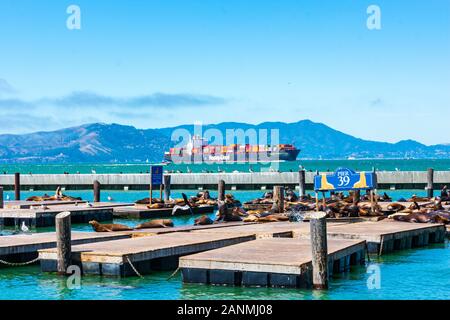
[163,135,300,163]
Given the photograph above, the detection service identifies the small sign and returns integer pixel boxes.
[151,166,163,185]
[314,167,376,192]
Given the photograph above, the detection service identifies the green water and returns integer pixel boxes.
[1,159,450,174]
[0,241,448,300]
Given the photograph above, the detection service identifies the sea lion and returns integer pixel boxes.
[285,189,298,202]
[194,215,214,225]
[135,219,174,229]
[171,193,194,215]
[215,201,242,222]
[257,214,289,222]
[243,215,259,222]
[387,203,406,212]
[147,203,164,209]
[89,220,133,232]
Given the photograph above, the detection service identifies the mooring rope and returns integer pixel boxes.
[167,267,180,280]
[0,256,40,266]
[365,242,371,263]
[126,256,144,278]
[378,235,385,256]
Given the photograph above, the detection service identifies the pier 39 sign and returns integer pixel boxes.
[314,168,377,192]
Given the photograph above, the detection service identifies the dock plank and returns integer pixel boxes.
[179,238,366,287]
[39,232,256,276]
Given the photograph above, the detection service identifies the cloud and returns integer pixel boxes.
[0,78,16,94]
[0,98,34,108]
[0,91,227,110]
[369,98,384,107]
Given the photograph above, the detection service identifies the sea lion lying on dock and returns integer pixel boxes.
[135,197,164,205]
[136,219,174,229]
[194,215,214,225]
[89,220,133,232]
[387,203,406,212]
[26,187,82,202]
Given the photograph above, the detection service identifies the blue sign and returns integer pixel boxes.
[151,166,163,185]
[314,167,377,192]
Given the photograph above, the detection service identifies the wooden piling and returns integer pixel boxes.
[218,180,225,201]
[164,175,171,202]
[93,180,101,203]
[14,173,20,201]
[298,169,306,198]
[309,211,328,290]
[427,168,434,198]
[0,186,3,209]
[273,186,285,213]
[56,211,71,275]
[353,189,360,205]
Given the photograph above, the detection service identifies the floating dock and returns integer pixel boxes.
[0,205,114,227]
[39,232,256,276]
[307,221,447,253]
[0,232,130,267]
[180,238,366,288]
[194,220,446,253]
[4,200,87,209]
[112,205,215,219]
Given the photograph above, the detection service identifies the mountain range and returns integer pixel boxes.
[0,120,448,163]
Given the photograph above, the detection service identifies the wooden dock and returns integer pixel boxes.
[0,205,114,227]
[112,205,215,219]
[194,221,446,253]
[0,232,130,267]
[39,232,256,276]
[309,221,447,253]
[4,200,87,209]
[179,238,366,288]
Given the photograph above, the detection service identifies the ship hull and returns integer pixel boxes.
[164,149,300,163]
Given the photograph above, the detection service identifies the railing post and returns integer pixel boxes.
[299,169,306,198]
[426,168,434,198]
[14,173,20,201]
[164,175,171,202]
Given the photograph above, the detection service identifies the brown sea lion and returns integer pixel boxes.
[89,220,133,232]
[135,219,174,229]
[194,215,214,225]
[387,203,406,212]
[243,215,259,223]
[257,214,289,222]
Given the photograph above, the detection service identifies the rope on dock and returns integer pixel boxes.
[378,236,385,256]
[126,256,144,278]
[167,267,180,280]
[365,242,371,263]
[0,256,40,266]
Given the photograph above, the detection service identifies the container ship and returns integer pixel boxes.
[164,135,300,163]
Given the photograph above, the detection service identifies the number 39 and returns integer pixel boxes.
[338,176,350,186]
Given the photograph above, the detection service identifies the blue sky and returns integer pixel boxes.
[0,0,449,144]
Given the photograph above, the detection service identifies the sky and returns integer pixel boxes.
[0,0,449,145]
